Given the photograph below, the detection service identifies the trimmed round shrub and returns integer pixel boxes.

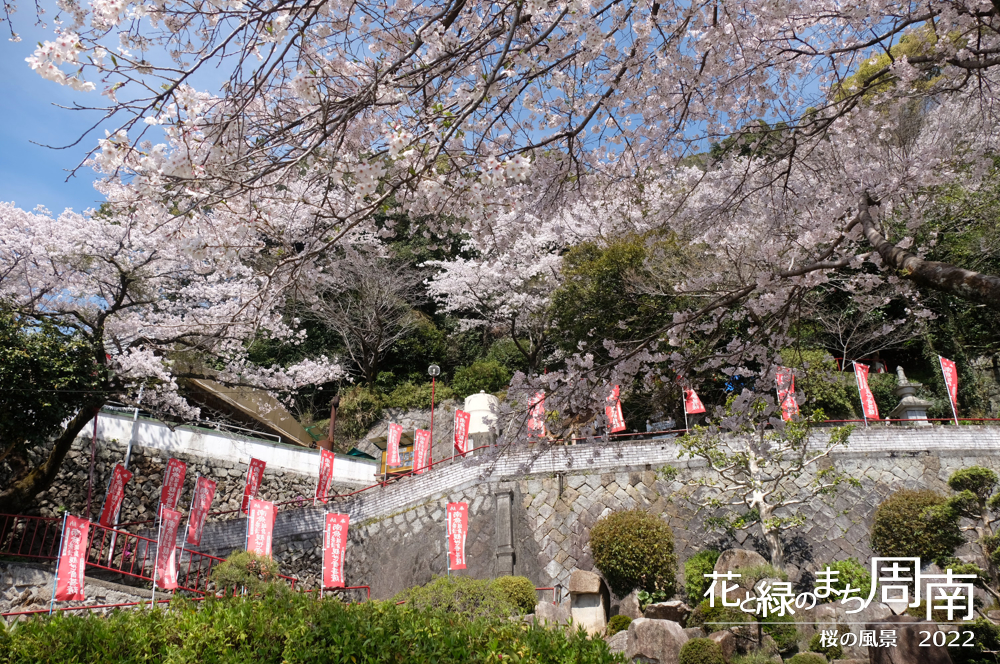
[808,633,843,660]
[687,599,751,632]
[590,509,678,597]
[210,551,282,595]
[786,654,828,664]
[684,550,720,606]
[815,558,870,603]
[607,615,632,636]
[679,638,725,664]
[452,360,512,398]
[491,576,538,614]
[870,489,963,561]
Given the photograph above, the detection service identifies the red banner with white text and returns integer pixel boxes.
[684,388,706,415]
[159,458,186,517]
[323,513,349,589]
[155,507,182,590]
[55,515,90,601]
[775,367,800,421]
[315,449,336,504]
[454,409,471,455]
[527,392,546,437]
[413,429,431,474]
[186,476,217,546]
[447,502,468,570]
[246,498,275,557]
[240,458,266,514]
[605,385,626,433]
[854,362,880,420]
[940,356,959,418]
[98,463,133,527]
[386,423,403,467]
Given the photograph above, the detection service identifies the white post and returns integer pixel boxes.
[151,515,163,609]
[939,356,961,426]
[853,361,869,427]
[49,512,69,615]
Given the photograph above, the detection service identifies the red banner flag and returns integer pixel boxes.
[413,429,432,474]
[98,463,133,527]
[323,513,349,589]
[159,458,187,517]
[684,388,706,415]
[246,498,275,557]
[186,476,217,546]
[939,356,960,424]
[386,423,403,467]
[527,391,546,437]
[454,409,471,455]
[240,458,267,514]
[605,385,626,433]
[775,367,800,421]
[447,502,468,570]
[155,507,182,590]
[853,362,880,421]
[55,515,90,601]
[315,449,336,504]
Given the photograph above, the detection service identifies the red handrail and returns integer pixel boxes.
[535,587,557,604]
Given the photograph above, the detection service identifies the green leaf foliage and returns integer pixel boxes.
[1,591,622,664]
[870,489,964,562]
[786,654,828,664]
[390,576,519,619]
[815,558,871,603]
[678,637,726,664]
[606,615,632,636]
[808,632,843,660]
[684,550,721,606]
[209,551,282,596]
[589,509,678,598]
[950,618,1000,664]
[451,360,512,398]
[491,576,539,615]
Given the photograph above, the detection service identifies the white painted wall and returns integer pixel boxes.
[95,411,377,486]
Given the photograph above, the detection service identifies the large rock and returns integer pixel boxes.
[799,600,892,658]
[534,601,571,626]
[618,590,643,619]
[606,630,628,655]
[711,549,769,597]
[644,600,691,624]
[625,618,689,664]
[708,629,737,662]
[569,569,603,594]
[866,614,953,664]
[683,627,705,641]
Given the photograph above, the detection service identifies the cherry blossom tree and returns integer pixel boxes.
[0,191,343,512]
[7,0,1000,425]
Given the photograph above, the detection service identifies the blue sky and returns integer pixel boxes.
[0,24,105,214]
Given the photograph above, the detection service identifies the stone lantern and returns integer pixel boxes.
[888,366,934,425]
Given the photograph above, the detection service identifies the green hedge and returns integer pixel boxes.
[1,591,623,664]
[679,638,725,664]
[870,489,964,561]
[590,509,678,597]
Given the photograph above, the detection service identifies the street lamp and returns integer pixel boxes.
[428,365,441,443]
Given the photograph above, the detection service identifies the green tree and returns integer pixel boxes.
[590,509,678,597]
[870,489,964,562]
[0,310,109,513]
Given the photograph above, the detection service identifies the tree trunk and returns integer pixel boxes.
[759,503,785,568]
[0,401,105,514]
[859,197,1000,311]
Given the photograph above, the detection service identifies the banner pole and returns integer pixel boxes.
[49,512,69,615]
[940,356,960,426]
[151,515,163,610]
[853,362,869,427]
[180,473,199,585]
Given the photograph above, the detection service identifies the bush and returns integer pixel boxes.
[210,551,282,596]
[685,550,721,606]
[870,489,964,562]
[1,592,620,664]
[731,654,778,664]
[951,618,1000,664]
[687,599,751,633]
[762,612,799,655]
[385,380,457,410]
[808,632,843,660]
[786,654,828,664]
[451,360,512,398]
[336,385,385,441]
[491,576,538,614]
[815,558,871,603]
[607,615,632,636]
[679,638,726,664]
[391,576,518,619]
[590,509,678,597]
